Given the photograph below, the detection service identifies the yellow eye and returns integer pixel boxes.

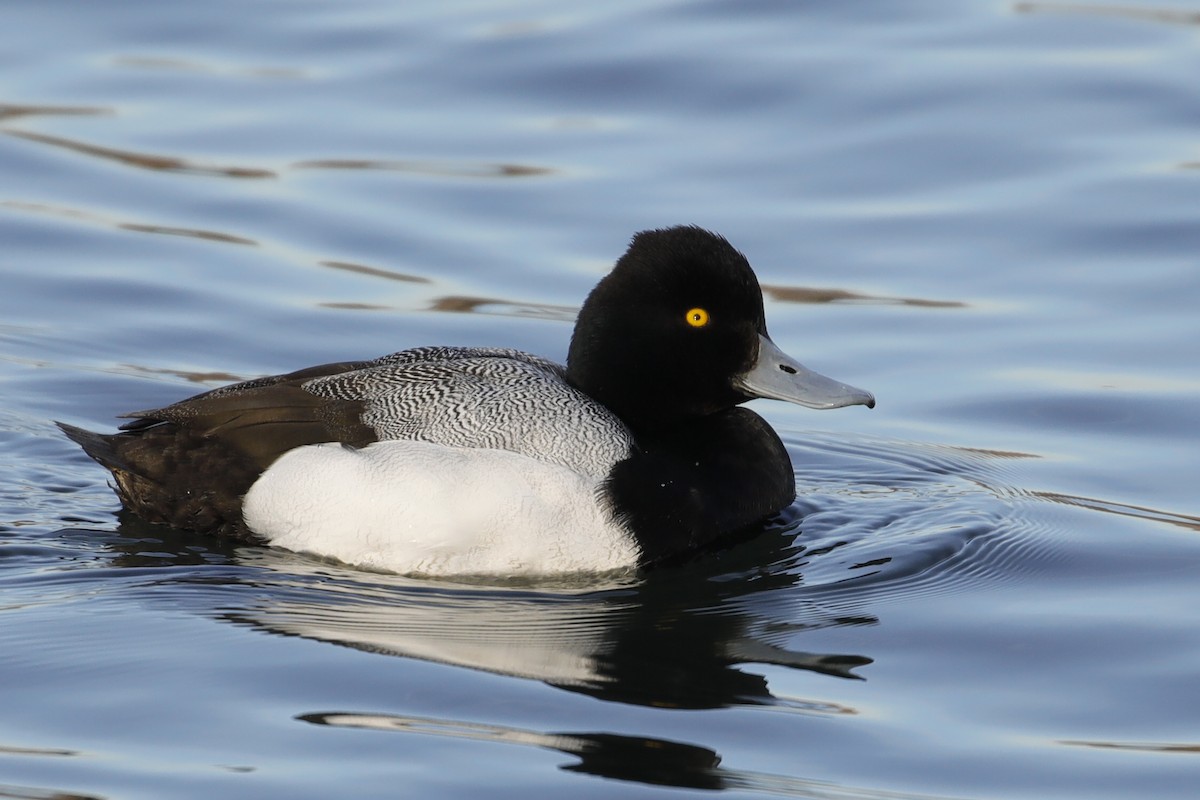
[685,307,710,328]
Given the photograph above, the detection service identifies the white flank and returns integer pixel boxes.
[242,440,639,576]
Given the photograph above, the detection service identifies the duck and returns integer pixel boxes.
[60,226,874,576]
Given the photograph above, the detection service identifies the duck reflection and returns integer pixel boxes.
[104,512,872,709]
[298,712,956,799]
[88,514,894,797]
[298,711,729,789]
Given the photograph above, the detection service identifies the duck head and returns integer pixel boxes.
[567,226,874,430]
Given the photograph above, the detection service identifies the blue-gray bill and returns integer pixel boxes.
[735,334,876,410]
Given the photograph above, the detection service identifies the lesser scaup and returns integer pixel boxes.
[60,226,874,575]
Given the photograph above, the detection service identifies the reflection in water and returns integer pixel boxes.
[2,201,109,225]
[95,506,874,712]
[0,746,101,800]
[298,712,958,799]
[113,363,247,386]
[319,260,431,284]
[317,302,394,311]
[1012,2,1200,26]
[116,223,256,246]
[1059,739,1200,754]
[0,745,79,758]
[223,527,873,710]
[762,285,965,309]
[4,129,275,179]
[427,295,576,321]
[293,158,553,178]
[1,201,258,251]
[315,295,578,318]
[0,785,104,800]
[1033,491,1200,533]
[0,104,111,122]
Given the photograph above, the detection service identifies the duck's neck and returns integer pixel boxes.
[565,368,747,432]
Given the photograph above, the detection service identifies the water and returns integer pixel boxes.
[3,1,1199,797]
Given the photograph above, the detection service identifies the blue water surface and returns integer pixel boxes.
[3,1,1200,798]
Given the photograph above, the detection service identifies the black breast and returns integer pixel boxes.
[601,407,796,567]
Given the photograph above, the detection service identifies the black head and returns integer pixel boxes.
[567,226,875,430]
[567,226,769,428]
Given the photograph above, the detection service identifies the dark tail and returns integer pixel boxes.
[56,420,257,538]
[57,421,130,472]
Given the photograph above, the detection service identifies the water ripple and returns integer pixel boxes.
[0,104,112,122]
[763,285,967,309]
[293,158,554,178]
[4,129,275,179]
[777,433,1076,604]
[1,201,259,249]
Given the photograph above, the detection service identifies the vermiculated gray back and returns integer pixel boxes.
[304,347,634,479]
